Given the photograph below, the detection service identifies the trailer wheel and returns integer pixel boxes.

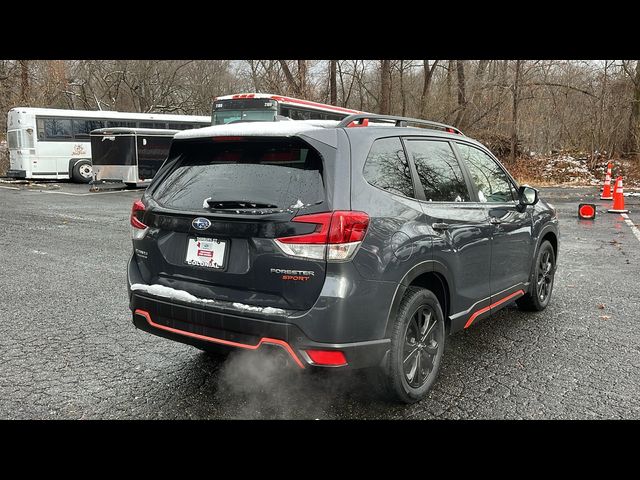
[72,160,93,183]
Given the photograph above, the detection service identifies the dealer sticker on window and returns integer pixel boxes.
[185,237,226,269]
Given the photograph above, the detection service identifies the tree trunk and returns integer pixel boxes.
[420,60,438,118]
[279,60,300,96]
[297,60,307,98]
[446,60,454,105]
[19,60,29,104]
[329,60,337,105]
[625,60,640,158]
[399,60,406,116]
[379,60,391,115]
[510,60,522,163]
[454,60,467,128]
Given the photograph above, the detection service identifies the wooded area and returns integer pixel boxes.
[2,59,640,165]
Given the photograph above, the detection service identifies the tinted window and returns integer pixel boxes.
[107,120,137,128]
[73,119,104,138]
[152,139,325,212]
[7,131,19,149]
[139,122,168,129]
[405,140,470,202]
[38,118,72,139]
[169,123,192,130]
[456,143,515,203]
[363,137,414,198]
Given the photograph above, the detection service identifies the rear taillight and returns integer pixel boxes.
[274,211,369,261]
[130,200,148,240]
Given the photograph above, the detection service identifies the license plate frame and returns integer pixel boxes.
[184,236,228,270]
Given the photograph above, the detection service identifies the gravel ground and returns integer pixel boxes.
[0,182,639,419]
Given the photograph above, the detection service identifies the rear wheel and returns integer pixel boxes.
[376,287,445,403]
[71,160,93,183]
[517,240,556,311]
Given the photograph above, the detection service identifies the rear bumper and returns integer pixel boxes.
[128,255,391,369]
[6,169,26,179]
[130,294,389,369]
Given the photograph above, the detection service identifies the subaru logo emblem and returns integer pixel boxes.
[192,217,211,230]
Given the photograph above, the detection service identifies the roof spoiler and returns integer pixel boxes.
[337,114,464,135]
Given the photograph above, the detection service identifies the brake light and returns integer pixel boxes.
[275,211,369,261]
[130,200,148,240]
[306,350,348,366]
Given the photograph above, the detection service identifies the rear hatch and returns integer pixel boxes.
[137,136,331,311]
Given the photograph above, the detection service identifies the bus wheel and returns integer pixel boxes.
[72,160,93,183]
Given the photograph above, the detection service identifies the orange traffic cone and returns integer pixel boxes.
[607,176,629,213]
[600,162,613,199]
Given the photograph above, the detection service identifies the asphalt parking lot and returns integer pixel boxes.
[1,181,639,419]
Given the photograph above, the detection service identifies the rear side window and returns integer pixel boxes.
[363,137,414,198]
[405,140,470,202]
[456,143,516,203]
[151,139,325,211]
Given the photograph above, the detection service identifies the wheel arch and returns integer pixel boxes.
[68,158,92,177]
[384,261,453,338]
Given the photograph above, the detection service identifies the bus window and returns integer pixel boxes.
[107,120,137,128]
[38,118,73,140]
[73,119,104,139]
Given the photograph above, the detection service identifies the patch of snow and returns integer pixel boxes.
[290,199,305,209]
[202,197,211,208]
[130,283,286,316]
[174,120,338,140]
[232,303,286,315]
[131,283,204,304]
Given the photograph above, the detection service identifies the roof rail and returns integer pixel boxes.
[336,114,464,135]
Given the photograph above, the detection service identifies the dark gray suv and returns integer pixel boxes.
[127,114,559,403]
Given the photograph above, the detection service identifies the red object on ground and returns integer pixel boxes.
[607,177,629,213]
[600,162,613,200]
[578,203,596,220]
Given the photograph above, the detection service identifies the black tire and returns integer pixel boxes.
[517,240,556,311]
[71,160,93,183]
[375,287,445,404]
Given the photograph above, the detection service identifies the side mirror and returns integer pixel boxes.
[518,185,539,206]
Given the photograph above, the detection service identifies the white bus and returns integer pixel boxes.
[212,93,364,125]
[6,107,211,183]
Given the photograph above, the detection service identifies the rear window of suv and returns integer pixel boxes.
[150,138,325,212]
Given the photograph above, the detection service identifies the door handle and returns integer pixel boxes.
[432,222,450,231]
[489,216,502,225]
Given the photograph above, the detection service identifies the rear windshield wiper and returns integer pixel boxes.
[205,199,279,210]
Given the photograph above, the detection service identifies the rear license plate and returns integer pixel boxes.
[185,237,227,269]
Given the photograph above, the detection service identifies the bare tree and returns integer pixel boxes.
[19,60,29,104]
[379,60,391,115]
[454,60,467,129]
[510,60,522,162]
[329,60,337,105]
[420,60,438,118]
[624,60,640,158]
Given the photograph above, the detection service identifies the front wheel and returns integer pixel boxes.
[376,287,445,404]
[71,160,93,184]
[517,240,556,311]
